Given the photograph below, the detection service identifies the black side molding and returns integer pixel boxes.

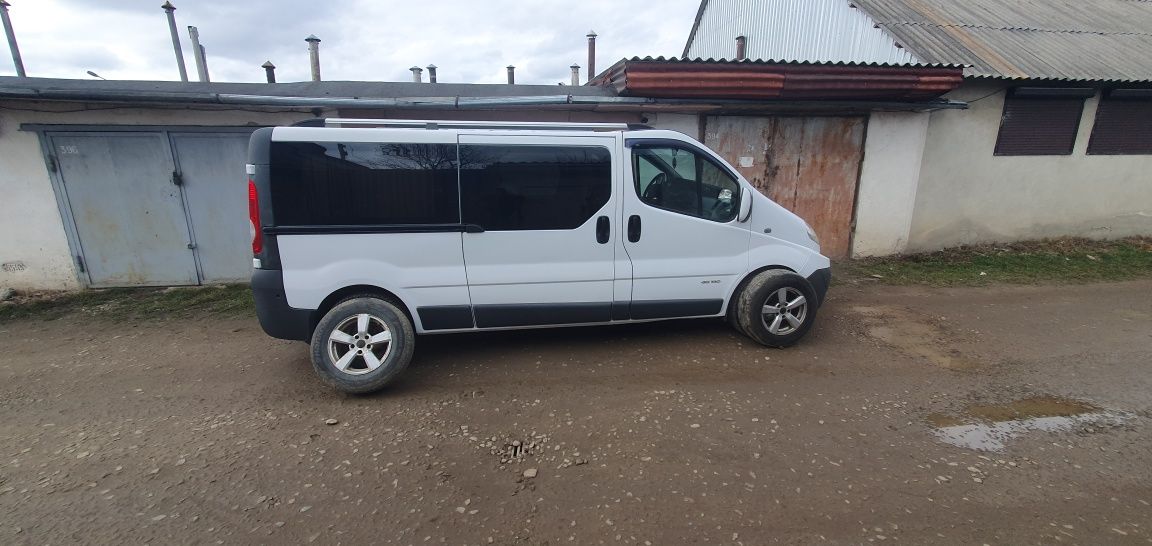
[630,299,723,320]
[418,306,475,330]
[474,302,611,328]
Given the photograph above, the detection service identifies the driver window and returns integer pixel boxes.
[632,144,740,222]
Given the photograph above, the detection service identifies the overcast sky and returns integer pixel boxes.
[0,0,701,85]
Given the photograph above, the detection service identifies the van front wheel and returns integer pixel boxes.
[735,270,818,348]
[310,296,415,394]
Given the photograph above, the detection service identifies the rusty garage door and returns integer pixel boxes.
[704,116,865,259]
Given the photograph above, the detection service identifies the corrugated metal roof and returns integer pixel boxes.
[683,0,920,64]
[623,56,961,69]
[852,0,1152,82]
[593,57,964,101]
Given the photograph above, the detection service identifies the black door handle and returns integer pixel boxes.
[596,216,610,244]
[627,215,642,243]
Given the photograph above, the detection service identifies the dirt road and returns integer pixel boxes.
[2,281,1151,544]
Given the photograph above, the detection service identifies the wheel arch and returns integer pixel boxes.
[724,265,798,323]
[311,285,416,337]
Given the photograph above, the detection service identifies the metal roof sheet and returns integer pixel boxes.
[683,0,921,65]
[621,56,962,68]
[851,0,1152,82]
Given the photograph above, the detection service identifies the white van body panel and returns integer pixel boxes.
[261,124,829,337]
[278,233,469,331]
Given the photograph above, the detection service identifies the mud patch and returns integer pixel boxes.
[928,396,1133,452]
[852,305,980,370]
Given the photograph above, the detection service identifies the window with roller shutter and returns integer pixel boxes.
[1087,92,1152,155]
[994,89,1093,156]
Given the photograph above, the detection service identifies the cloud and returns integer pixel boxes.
[0,0,699,84]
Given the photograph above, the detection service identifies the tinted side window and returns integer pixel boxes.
[460,145,611,231]
[632,145,740,222]
[270,142,459,226]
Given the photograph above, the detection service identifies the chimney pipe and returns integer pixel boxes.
[735,35,746,61]
[570,64,580,86]
[187,25,209,82]
[410,66,423,82]
[426,64,437,83]
[1,0,27,77]
[161,2,188,82]
[305,34,321,81]
[262,60,276,83]
[506,65,515,85]
[586,30,597,82]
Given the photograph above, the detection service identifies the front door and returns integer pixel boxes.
[458,135,619,327]
[621,139,750,319]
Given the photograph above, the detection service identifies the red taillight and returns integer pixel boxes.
[248,179,263,255]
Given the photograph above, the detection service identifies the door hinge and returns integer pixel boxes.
[186,242,197,250]
[75,255,86,273]
[172,171,184,186]
[47,155,58,173]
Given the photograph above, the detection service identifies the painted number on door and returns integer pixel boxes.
[58,145,80,155]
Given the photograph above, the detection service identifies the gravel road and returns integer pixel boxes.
[2,280,1151,544]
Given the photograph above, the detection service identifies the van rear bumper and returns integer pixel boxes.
[806,267,832,307]
[252,269,313,342]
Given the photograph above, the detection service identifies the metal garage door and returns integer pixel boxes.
[704,116,866,259]
[47,129,254,287]
[171,132,256,283]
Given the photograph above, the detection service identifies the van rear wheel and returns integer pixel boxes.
[735,270,818,348]
[310,296,415,394]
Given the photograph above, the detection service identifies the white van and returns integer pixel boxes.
[248,119,831,393]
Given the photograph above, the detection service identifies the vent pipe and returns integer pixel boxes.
[586,30,597,82]
[262,61,276,83]
[1,0,27,77]
[570,64,580,86]
[305,34,321,81]
[187,25,209,82]
[426,64,437,83]
[161,2,188,81]
[735,35,746,61]
[410,66,423,82]
[506,65,515,85]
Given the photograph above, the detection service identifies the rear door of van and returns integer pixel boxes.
[458,133,621,327]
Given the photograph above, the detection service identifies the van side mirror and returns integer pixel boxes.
[737,186,753,222]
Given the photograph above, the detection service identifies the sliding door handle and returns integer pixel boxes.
[627,215,642,243]
[596,216,610,244]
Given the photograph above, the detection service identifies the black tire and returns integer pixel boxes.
[309,296,415,394]
[735,270,819,348]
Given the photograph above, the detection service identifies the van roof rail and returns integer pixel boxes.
[323,118,634,131]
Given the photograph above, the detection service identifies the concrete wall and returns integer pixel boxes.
[0,101,316,291]
[852,111,930,257]
[908,81,1152,251]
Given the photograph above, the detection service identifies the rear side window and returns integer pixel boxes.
[460,145,611,231]
[270,142,459,226]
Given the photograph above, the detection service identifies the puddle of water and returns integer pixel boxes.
[927,396,1133,452]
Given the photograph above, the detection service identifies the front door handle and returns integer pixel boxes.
[627,215,642,243]
[596,216,610,244]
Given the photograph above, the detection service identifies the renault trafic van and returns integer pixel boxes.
[248,119,831,393]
